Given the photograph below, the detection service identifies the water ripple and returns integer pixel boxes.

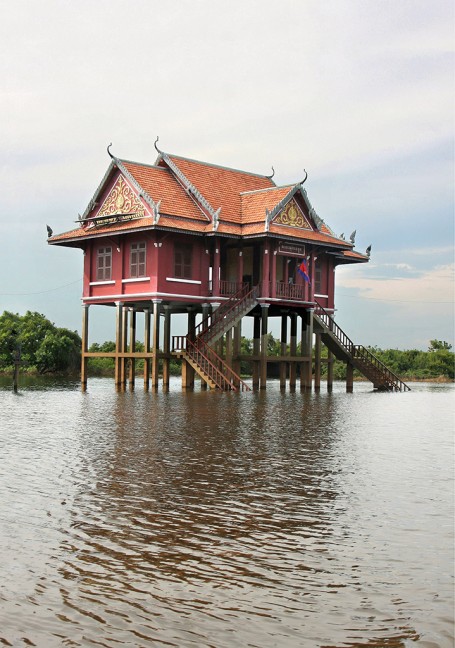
[0,379,453,647]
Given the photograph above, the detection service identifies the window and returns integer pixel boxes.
[97,246,112,281]
[314,259,322,294]
[130,242,146,277]
[174,243,192,279]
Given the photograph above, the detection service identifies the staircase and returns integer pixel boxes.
[313,303,410,392]
[172,284,258,391]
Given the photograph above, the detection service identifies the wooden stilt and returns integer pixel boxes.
[143,308,151,391]
[289,313,297,392]
[280,313,288,390]
[121,306,128,389]
[252,315,260,391]
[114,302,123,389]
[81,304,89,391]
[260,304,269,389]
[233,321,241,388]
[346,363,354,393]
[151,300,161,390]
[128,308,136,389]
[314,332,321,392]
[162,306,171,392]
[225,328,233,368]
[327,349,333,392]
[301,309,313,391]
[182,307,195,390]
[300,314,306,392]
[199,304,210,391]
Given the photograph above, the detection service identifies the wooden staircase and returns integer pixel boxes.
[172,284,258,391]
[313,303,410,392]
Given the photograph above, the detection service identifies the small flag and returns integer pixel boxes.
[298,259,311,284]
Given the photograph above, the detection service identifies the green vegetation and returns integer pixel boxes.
[1,312,453,381]
[257,334,454,381]
[0,311,81,375]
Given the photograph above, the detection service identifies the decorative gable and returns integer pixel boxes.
[273,199,312,230]
[97,175,146,219]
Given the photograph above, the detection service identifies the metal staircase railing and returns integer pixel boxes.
[314,301,410,392]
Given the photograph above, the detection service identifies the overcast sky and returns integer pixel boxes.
[1,0,453,349]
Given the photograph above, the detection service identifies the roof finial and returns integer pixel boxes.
[266,166,275,180]
[300,169,308,185]
[154,136,162,154]
[107,143,114,159]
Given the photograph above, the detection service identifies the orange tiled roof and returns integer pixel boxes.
[163,154,275,223]
[48,150,355,252]
[122,161,206,221]
[240,186,294,224]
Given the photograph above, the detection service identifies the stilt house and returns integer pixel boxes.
[48,144,409,392]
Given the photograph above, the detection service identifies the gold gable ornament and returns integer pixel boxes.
[97,176,146,220]
[274,200,311,230]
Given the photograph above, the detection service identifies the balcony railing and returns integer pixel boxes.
[275,282,306,301]
[219,280,249,296]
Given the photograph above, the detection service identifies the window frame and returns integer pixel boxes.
[96,246,112,281]
[130,241,147,278]
[314,258,323,295]
[174,242,193,280]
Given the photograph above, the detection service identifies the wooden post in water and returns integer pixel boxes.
[121,306,128,389]
[252,315,260,391]
[280,313,288,390]
[81,304,89,391]
[314,333,321,392]
[114,302,123,389]
[289,313,297,392]
[143,308,151,391]
[327,349,334,392]
[129,308,136,390]
[182,307,195,390]
[151,300,161,390]
[346,363,354,393]
[301,310,313,391]
[260,304,269,390]
[199,304,210,391]
[233,321,241,389]
[162,306,171,392]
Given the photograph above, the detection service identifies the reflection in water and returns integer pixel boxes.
[0,378,453,647]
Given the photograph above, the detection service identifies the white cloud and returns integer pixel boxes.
[337,262,454,305]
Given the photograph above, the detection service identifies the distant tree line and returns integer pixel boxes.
[260,335,454,381]
[0,312,453,380]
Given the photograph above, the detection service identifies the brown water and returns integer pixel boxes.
[0,378,453,647]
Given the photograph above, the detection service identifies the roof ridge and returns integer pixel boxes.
[120,158,167,171]
[163,152,275,182]
[240,183,296,196]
